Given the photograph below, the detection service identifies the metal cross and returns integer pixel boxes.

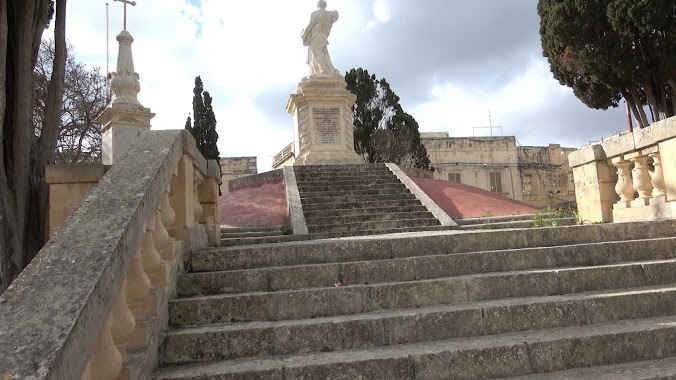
[113,0,137,31]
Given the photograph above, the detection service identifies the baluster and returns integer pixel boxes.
[153,210,170,260]
[611,157,635,207]
[193,178,203,220]
[80,361,93,380]
[161,185,176,229]
[126,249,151,305]
[141,226,163,285]
[628,152,653,202]
[88,315,122,380]
[649,151,666,199]
[110,281,136,358]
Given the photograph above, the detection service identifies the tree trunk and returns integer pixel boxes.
[0,0,15,291]
[669,79,676,115]
[0,0,50,292]
[29,0,66,256]
[628,87,651,128]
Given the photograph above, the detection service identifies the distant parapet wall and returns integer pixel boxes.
[229,169,284,192]
[220,156,257,194]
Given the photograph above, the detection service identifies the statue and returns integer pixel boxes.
[301,0,340,76]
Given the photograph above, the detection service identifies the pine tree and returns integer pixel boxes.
[345,68,430,169]
[185,76,221,194]
[185,76,219,159]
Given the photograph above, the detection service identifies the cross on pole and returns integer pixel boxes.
[113,0,136,31]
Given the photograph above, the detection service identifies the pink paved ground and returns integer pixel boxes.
[411,177,540,218]
[218,176,540,226]
[218,179,288,227]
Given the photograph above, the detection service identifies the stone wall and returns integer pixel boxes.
[220,156,257,194]
[421,134,524,201]
[518,144,577,208]
[421,133,576,208]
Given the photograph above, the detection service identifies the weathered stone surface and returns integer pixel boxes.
[156,218,676,379]
[0,130,212,379]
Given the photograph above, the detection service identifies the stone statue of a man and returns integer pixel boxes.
[301,0,340,76]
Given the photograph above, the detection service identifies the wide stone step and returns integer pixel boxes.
[178,237,676,296]
[301,198,423,212]
[301,192,418,205]
[456,213,556,226]
[299,187,411,199]
[168,258,676,326]
[293,164,387,173]
[459,217,576,230]
[161,285,676,364]
[307,217,440,234]
[294,173,396,182]
[304,204,429,219]
[219,226,280,233]
[154,315,676,379]
[220,230,283,239]
[297,181,405,193]
[509,356,676,379]
[220,235,309,247]
[186,222,676,272]
[306,211,435,227]
[310,225,457,239]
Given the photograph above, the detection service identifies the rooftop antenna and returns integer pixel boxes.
[473,109,503,136]
[106,2,110,77]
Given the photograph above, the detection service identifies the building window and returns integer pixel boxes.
[448,173,461,183]
[489,172,503,193]
[523,174,532,193]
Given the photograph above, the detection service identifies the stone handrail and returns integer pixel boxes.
[569,117,676,223]
[0,130,220,379]
[272,142,294,169]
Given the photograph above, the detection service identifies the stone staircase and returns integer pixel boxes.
[220,226,308,246]
[155,220,676,379]
[456,213,577,230]
[294,164,447,236]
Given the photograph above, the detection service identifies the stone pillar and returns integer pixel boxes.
[570,160,618,224]
[46,164,106,238]
[97,30,155,166]
[287,75,363,166]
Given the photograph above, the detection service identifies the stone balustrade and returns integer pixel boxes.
[569,117,676,223]
[0,130,220,379]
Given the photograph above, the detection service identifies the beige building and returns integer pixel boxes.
[518,144,576,209]
[219,157,257,194]
[421,133,576,209]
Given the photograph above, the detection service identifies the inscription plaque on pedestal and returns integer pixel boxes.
[313,107,341,145]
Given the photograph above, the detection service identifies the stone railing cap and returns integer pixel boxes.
[0,129,203,379]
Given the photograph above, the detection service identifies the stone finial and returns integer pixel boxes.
[110,30,142,107]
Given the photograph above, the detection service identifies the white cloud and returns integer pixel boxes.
[59,0,626,172]
[366,0,393,29]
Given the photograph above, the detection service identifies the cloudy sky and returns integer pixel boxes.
[63,0,628,171]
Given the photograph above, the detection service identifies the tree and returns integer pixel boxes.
[185,76,219,160]
[345,68,430,169]
[0,0,68,292]
[34,39,110,163]
[538,0,676,129]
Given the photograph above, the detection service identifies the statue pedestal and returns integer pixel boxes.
[98,103,155,165]
[287,75,363,166]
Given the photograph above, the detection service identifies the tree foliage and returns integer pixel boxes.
[0,0,67,292]
[538,0,676,129]
[34,39,110,163]
[185,76,219,160]
[345,68,430,169]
